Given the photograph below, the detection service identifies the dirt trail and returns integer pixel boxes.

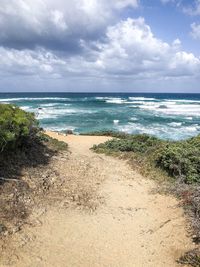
[1,132,194,267]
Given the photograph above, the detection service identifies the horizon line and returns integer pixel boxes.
[0,91,200,94]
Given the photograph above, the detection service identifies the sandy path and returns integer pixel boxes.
[1,132,194,267]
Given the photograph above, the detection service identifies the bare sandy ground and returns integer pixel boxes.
[0,132,194,267]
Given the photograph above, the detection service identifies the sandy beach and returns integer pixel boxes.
[0,131,195,266]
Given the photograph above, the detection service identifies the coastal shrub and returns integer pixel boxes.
[0,104,38,152]
[94,134,162,153]
[178,249,200,266]
[92,133,200,184]
[156,140,200,184]
[39,133,68,151]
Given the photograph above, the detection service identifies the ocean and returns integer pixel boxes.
[0,92,200,140]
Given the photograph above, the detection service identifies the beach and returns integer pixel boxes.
[0,131,195,267]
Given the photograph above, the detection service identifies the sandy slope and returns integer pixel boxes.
[1,132,194,267]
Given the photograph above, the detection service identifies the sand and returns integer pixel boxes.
[0,131,194,267]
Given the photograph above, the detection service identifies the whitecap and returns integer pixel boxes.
[36,108,78,120]
[0,97,71,102]
[130,117,138,121]
[165,99,200,103]
[139,102,200,117]
[46,126,76,132]
[116,122,200,140]
[113,120,119,125]
[129,97,156,101]
[168,122,182,127]
[20,106,30,111]
[106,98,126,104]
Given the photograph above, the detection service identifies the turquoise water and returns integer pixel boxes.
[0,93,200,140]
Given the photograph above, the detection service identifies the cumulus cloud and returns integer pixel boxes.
[0,0,138,52]
[1,17,199,81]
[0,0,199,91]
[91,18,200,78]
[0,47,66,77]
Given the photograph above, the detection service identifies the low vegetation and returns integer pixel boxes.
[0,104,67,235]
[0,103,67,154]
[92,132,200,184]
[0,104,39,152]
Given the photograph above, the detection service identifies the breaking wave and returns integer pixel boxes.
[1,93,200,140]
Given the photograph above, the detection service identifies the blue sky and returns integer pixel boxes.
[0,0,200,92]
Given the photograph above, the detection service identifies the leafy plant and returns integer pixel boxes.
[92,132,200,184]
[0,104,38,152]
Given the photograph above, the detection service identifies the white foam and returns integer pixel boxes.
[113,120,119,125]
[35,106,97,120]
[0,98,22,102]
[36,108,77,120]
[46,126,76,132]
[139,101,200,117]
[20,106,30,111]
[129,97,156,101]
[165,99,200,103]
[0,97,70,102]
[41,103,67,107]
[95,97,134,104]
[186,125,199,132]
[168,122,182,127]
[95,97,107,100]
[130,117,138,121]
[130,105,140,108]
[105,98,126,104]
[117,122,200,140]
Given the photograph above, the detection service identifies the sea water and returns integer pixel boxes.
[0,92,200,140]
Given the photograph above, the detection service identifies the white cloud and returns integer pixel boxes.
[191,22,200,39]
[51,10,68,31]
[0,47,66,76]
[0,17,199,82]
[114,0,138,9]
[92,18,200,78]
[0,1,199,91]
[0,0,139,51]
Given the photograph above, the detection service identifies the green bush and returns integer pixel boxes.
[38,133,68,151]
[94,134,162,153]
[0,104,38,152]
[92,133,200,184]
[156,140,200,184]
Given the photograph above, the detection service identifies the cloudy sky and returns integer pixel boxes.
[0,0,200,92]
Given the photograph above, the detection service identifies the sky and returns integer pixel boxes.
[0,0,200,93]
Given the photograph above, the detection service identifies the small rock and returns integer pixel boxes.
[66,129,73,135]
[0,223,7,234]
